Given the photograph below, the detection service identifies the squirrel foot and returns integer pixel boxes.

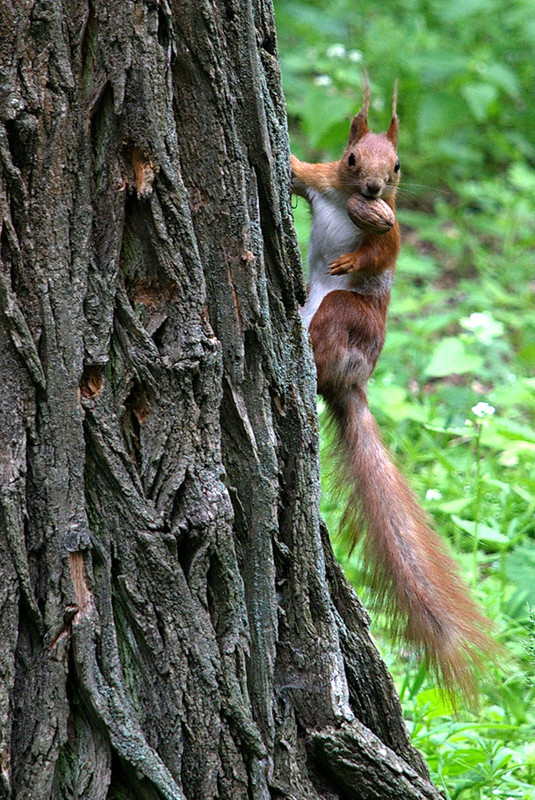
[329,253,362,275]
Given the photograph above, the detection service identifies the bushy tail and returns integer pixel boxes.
[327,388,495,700]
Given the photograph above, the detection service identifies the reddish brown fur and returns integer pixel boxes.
[291,159,339,195]
[293,88,496,701]
[312,291,495,701]
[311,291,494,700]
[309,290,388,394]
[331,221,401,275]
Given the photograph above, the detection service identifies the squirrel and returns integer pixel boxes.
[291,82,494,699]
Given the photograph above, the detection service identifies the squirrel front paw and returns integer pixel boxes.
[328,253,362,275]
[290,154,309,197]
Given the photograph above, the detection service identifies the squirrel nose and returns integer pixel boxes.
[364,179,383,197]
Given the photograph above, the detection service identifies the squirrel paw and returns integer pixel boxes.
[328,253,361,275]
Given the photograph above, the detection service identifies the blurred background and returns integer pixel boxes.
[274,0,535,796]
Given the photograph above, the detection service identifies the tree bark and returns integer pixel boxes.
[0,1,441,798]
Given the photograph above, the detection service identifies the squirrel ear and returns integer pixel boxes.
[349,109,369,145]
[386,114,398,147]
[387,81,399,147]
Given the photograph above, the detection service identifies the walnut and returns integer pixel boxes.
[346,195,396,234]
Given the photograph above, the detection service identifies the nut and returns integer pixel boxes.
[346,195,396,234]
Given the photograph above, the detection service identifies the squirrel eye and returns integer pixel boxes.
[348,153,356,167]
[394,160,400,173]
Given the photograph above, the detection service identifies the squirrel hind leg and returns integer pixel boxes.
[308,290,386,396]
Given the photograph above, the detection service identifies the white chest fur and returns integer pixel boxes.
[300,189,362,329]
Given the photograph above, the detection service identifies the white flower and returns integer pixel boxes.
[326,44,346,59]
[465,312,490,328]
[426,489,442,501]
[471,401,496,418]
[348,50,363,62]
[314,74,332,87]
[500,452,519,467]
[461,312,503,344]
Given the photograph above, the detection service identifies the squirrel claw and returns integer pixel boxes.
[329,253,361,275]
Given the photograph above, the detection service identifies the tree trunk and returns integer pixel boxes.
[0,1,441,798]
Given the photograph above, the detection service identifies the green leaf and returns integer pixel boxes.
[505,543,535,605]
[301,88,353,149]
[461,83,498,123]
[478,62,521,98]
[452,516,510,548]
[424,337,482,378]
[397,250,440,278]
[437,0,491,22]
[437,497,473,514]
[494,418,535,444]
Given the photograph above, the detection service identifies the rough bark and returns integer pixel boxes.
[0,1,441,798]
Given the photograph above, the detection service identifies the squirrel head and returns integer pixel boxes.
[338,82,400,201]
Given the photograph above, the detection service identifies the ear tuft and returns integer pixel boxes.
[386,80,399,147]
[362,70,371,116]
[349,70,371,145]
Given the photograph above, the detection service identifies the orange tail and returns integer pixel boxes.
[327,388,495,700]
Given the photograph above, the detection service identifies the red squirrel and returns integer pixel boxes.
[291,84,493,698]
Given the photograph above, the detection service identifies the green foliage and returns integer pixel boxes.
[276,0,535,189]
[276,0,535,796]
